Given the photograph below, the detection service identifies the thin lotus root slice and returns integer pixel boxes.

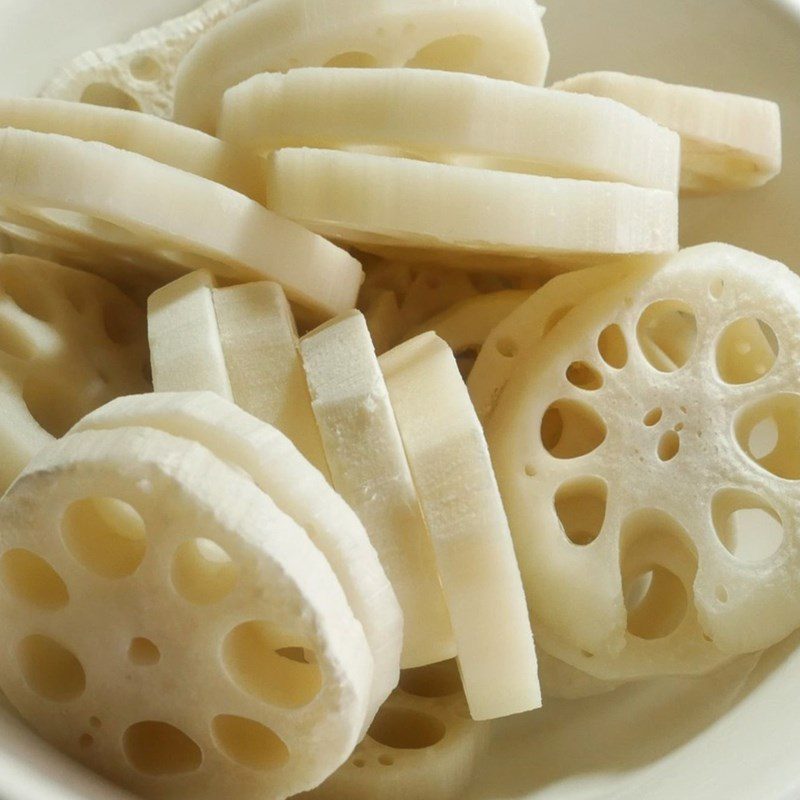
[71,391,402,724]
[552,72,781,194]
[0,426,373,799]
[174,0,550,134]
[220,67,679,191]
[0,129,362,321]
[380,333,540,719]
[487,243,800,681]
[406,290,531,379]
[469,259,647,422]
[0,97,265,203]
[306,660,490,800]
[265,149,678,270]
[40,0,258,119]
[0,254,148,493]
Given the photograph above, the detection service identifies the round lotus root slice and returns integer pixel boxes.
[0,254,148,493]
[306,660,490,800]
[406,290,531,379]
[487,243,800,681]
[468,259,645,423]
[0,426,373,800]
[71,391,403,723]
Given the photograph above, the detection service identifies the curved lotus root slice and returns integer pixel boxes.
[306,659,489,800]
[406,290,531,379]
[0,254,148,493]
[174,0,550,134]
[0,129,362,321]
[469,259,646,422]
[552,72,781,194]
[221,67,679,191]
[71,391,402,723]
[265,149,678,269]
[487,242,800,681]
[41,0,257,119]
[380,333,540,719]
[0,97,265,203]
[301,312,455,669]
[0,426,373,799]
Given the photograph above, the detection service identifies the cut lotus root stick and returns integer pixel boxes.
[487,243,800,682]
[0,129,362,321]
[552,72,782,194]
[174,0,550,134]
[40,0,258,119]
[381,333,541,720]
[306,660,490,800]
[0,97,266,202]
[0,425,374,799]
[0,254,149,494]
[265,149,679,270]
[301,312,456,669]
[220,67,679,191]
[71,391,402,726]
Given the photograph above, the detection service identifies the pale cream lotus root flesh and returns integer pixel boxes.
[0,128,362,321]
[265,148,679,269]
[307,660,490,800]
[380,333,541,719]
[0,96,266,203]
[174,0,550,134]
[405,289,532,379]
[300,311,456,669]
[0,425,374,800]
[552,71,782,193]
[0,254,148,494]
[41,0,258,119]
[469,260,643,422]
[487,243,800,681]
[221,67,679,191]
[70,391,402,723]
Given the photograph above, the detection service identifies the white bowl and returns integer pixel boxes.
[0,1,798,799]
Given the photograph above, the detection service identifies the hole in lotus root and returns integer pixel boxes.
[657,430,681,462]
[17,635,85,701]
[212,715,289,770]
[368,707,446,750]
[123,721,202,775]
[716,318,778,385]
[80,83,141,112]
[543,305,574,337]
[223,621,321,708]
[709,278,725,300]
[324,52,378,67]
[597,324,628,369]
[554,477,607,546]
[643,408,663,427]
[129,55,161,82]
[172,539,238,606]
[541,400,607,459]
[496,337,518,358]
[637,301,698,373]
[0,549,69,610]
[735,394,800,480]
[624,567,688,640]
[399,659,462,697]
[566,361,603,391]
[712,489,784,562]
[128,638,161,666]
[62,498,146,579]
[405,35,484,72]
[379,755,395,766]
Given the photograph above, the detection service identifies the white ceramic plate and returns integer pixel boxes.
[0,1,799,799]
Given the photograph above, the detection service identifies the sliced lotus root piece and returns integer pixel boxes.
[406,290,531,379]
[487,243,800,681]
[71,391,401,722]
[536,650,620,701]
[0,129,362,321]
[301,312,455,669]
[265,149,678,270]
[469,260,644,422]
[174,0,550,134]
[221,67,679,191]
[0,254,148,493]
[0,97,265,202]
[553,72,782,193]
[306,660,489,800]
[0,426,373,799]
[380,333,540,719]
[40,0,257,119]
